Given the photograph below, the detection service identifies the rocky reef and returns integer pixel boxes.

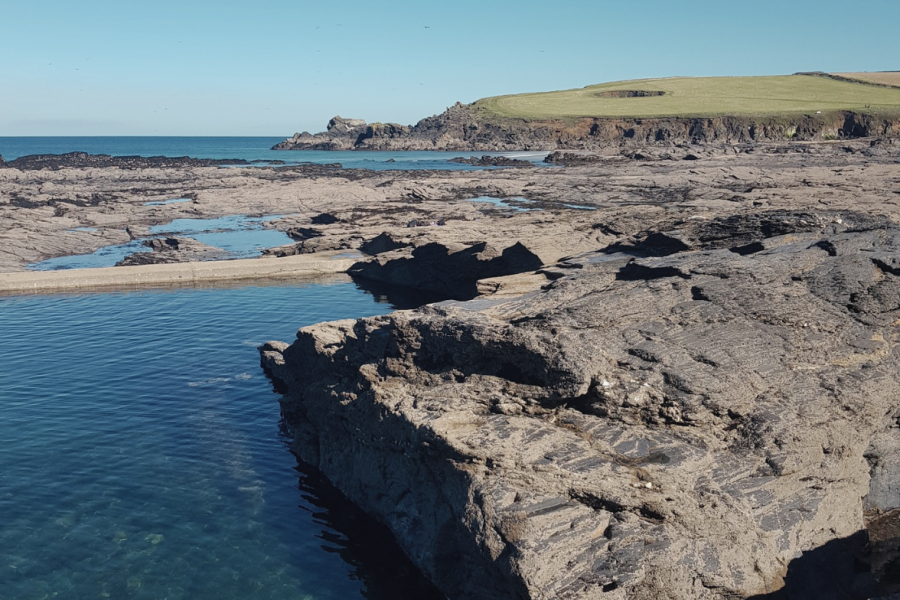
[0,152,252,170]
[273,104,900,152]
[262,209,900,599]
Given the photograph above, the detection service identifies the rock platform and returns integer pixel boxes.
[262,211,900,599]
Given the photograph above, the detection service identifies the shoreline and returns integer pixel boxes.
[6,139,900,598]
[0,251,362,295]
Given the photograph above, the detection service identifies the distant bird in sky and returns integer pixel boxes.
[425,26,430,28]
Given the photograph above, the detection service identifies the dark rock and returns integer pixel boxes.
[448,155,534,168]
[349,240,544,300]
[0,152,249,170]
[145,237,182,251]
[286,227,323,241]
[359,232,411,256]
[543,152,605,165]
[310,213,340,225]
[600,210,886,258]
[115,237,226,266]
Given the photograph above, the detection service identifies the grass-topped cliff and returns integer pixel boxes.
[473,73,900,120]
[275,73,900,152]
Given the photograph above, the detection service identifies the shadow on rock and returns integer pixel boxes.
[351,277,453,310]
[292,458,446,600]
[747,531,879,600]
[350,240,544,301]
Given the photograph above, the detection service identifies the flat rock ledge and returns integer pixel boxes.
[0,251,360,294]
[261,213,900,600]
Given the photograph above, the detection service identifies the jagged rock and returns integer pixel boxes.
[327,116,367,134]
[262,213,900,600]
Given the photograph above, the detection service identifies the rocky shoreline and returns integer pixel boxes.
[272,105,900,152]
[261,208,900,599]
[5,140,900,598]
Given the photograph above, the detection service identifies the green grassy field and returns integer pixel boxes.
[474,75,900,120]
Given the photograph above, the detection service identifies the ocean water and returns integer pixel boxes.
[28,215,296,271]
[0,279,442,600]
[0,136,548,170]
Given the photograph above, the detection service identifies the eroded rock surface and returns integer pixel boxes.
[262,211,900,599]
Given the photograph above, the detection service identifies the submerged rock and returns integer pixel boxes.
[115,237,226,266]
[262,213,900,599]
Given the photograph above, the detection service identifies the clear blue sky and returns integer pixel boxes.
[1,0,897,136]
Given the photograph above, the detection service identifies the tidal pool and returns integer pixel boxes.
[0,278,442,600]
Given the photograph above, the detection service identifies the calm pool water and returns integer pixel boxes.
[0,278,441,599]
[28,215,295,271]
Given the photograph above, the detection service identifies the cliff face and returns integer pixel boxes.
[261,210,900,600]
[273,104,900,152]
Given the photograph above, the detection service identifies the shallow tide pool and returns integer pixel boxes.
[29,216,295,271]
[0,278,440,600]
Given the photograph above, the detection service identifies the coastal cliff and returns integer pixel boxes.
[273,105,900,152]
[261,209,900,599]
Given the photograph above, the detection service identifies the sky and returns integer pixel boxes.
[1,0,898,136]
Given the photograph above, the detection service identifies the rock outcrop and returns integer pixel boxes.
[448,155,536,168]
[274,103,900,152]
[0,152,251,170]
[115,236,227,266]
[262,210,900,599]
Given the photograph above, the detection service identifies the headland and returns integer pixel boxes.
[273,73,900,152]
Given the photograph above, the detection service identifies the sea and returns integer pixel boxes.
[0,138,463,600]
[0,136,549,171]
